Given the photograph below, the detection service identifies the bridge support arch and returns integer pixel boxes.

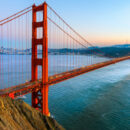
[31,2,50,116]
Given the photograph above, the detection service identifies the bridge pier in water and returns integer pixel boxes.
[31,2,50,116]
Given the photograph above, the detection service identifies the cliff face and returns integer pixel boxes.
[0,97,64,130]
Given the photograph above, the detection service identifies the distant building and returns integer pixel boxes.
[0,46,4,53]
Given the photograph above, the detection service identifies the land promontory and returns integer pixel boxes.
[0,97,64,130]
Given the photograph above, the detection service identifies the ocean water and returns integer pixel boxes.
[24,59,130,130]
[0,55,130,130]
[0,54,110,88]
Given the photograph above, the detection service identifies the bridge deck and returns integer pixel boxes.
[0,56,130,98]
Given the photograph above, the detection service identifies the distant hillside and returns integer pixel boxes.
[112,44,130,48]
[97,45,130,57]
[48,44,130,57]
[0,97,64,130]
[0,44,130,58]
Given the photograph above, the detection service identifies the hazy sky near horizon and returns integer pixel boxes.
[0,0,130,45]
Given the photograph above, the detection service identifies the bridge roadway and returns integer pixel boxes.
[0,56,130,98]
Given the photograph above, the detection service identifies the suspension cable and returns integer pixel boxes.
[0,5,32,23]
[0,9,32,25]
[47,4,113,58]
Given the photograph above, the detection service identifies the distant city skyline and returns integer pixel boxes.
[0,0,130,45]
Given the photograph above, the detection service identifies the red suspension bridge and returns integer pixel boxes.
[0,2,129,116]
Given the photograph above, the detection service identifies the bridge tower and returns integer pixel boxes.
[32,2,50,116]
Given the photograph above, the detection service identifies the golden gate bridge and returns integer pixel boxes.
[0,2,129,116]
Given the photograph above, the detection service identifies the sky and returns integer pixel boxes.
[0,0,130,45]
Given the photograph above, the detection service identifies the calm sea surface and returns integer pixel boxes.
[1,55,130,130]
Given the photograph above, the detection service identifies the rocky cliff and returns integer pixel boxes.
[0,97,64,130]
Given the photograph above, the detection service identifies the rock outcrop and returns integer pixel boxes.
[0,97,64,130]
